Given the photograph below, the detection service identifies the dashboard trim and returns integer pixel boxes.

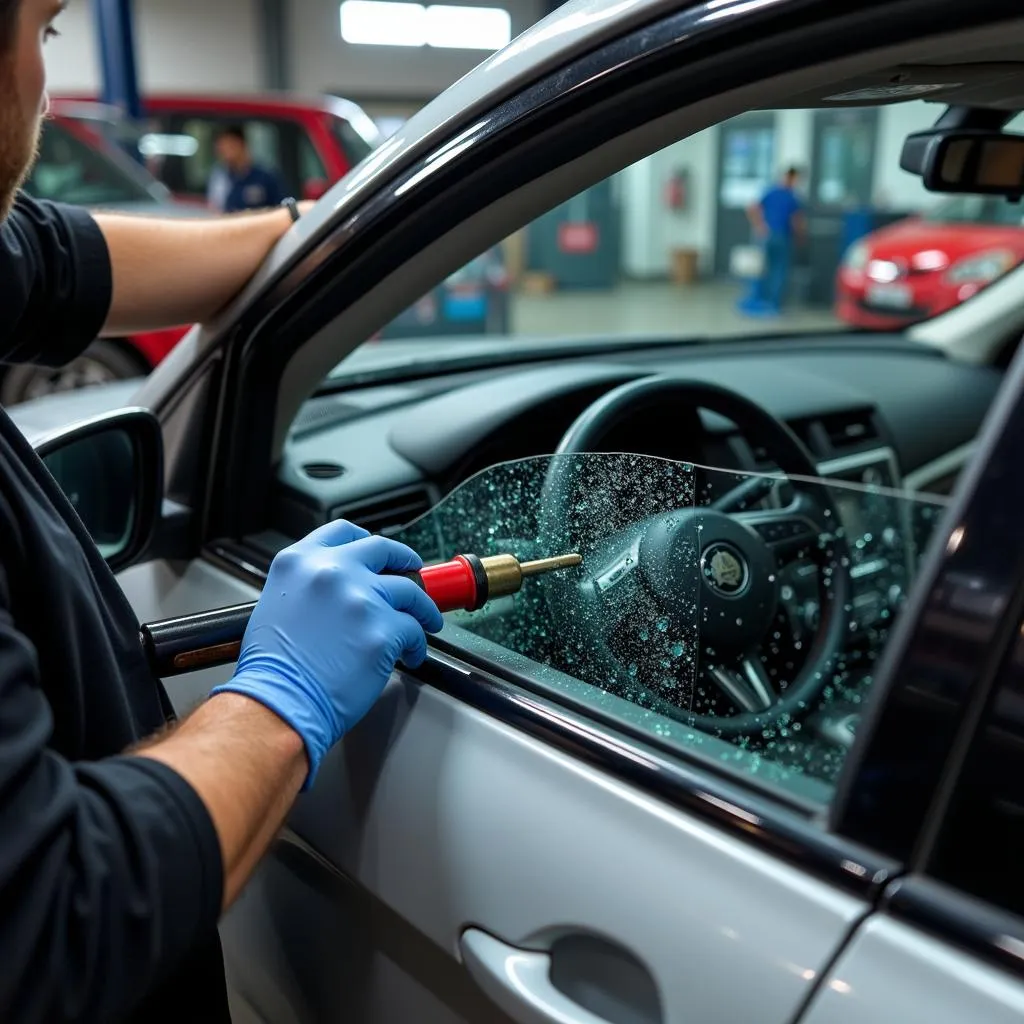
[816,446,902,484]
[902,442,975,494]
[203,542,902,899]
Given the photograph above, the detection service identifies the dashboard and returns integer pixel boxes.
[272,333,999,539]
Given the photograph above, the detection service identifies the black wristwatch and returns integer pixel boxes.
[281,197,301,223]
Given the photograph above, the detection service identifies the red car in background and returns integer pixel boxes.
[51,92,381,204]
[9,114,197,404]
[835,195,1024,329]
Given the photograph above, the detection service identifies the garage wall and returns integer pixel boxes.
[622,128,720,278]
[44,0,261,94]
[871,100,945,211]
[288,0,544,98]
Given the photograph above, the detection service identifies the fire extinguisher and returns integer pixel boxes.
[665,168,689,211]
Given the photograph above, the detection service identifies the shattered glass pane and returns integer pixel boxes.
[393,454,949,802]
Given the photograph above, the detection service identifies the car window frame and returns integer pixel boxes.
[831,334,1024,861]
[156,0,1024,897]
[860,531,1024,979]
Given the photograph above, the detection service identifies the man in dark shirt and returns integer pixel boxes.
[207,125,287,213]
[0,2,444,1022]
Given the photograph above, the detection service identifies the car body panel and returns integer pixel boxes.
[117,551,865,1024]
[7,380,145,445]
[130,545,864,1024]
[800,915,1024,1024]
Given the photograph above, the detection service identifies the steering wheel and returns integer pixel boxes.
[537,376,851,736]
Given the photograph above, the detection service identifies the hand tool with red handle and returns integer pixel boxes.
[140,551,582,678]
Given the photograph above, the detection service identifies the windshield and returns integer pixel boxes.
[23,119,159,207]
[331,115,378,169]
[392,453,946,804]
[321,101,1024,387]
[923,195,1024,227]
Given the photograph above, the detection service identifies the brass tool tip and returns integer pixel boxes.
[519,553,583,577]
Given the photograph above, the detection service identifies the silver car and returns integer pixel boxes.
[16,0,1024,1021]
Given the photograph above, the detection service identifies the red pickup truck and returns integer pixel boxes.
[51,93,381,204]
[9,114,202,404]
[13,93,382,404]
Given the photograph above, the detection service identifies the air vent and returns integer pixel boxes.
[331,486,433,537]
[302,461,346,480]
[819,410,880,452]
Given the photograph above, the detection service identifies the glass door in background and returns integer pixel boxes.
[713,112,777,276]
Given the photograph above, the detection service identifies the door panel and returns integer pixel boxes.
[279,677,863,1022]
[798,915,1024,1024]
[119,558,867,1023]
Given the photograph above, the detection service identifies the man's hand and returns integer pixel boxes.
[211,519,444,786]
[136,521,443,909]
[93,202,310,335]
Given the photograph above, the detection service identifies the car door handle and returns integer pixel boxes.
[461,927,660,1024]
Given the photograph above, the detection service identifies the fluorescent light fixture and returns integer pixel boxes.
[138,133,199,158]
[425,5,511,48]
[340,0,511,49]
[340,0,426,46]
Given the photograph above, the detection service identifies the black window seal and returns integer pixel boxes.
[883,875,1024,980]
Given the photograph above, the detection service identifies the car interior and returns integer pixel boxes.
[168,20,1024,809]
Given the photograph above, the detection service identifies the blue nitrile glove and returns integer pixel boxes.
[210,519,444,788]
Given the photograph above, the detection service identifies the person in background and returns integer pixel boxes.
[739,165,806,316]
[207,124,286,213]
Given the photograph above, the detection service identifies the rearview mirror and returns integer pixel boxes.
[902,129,1024,198]
[34,407,163,571]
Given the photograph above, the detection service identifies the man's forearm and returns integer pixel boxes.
[135,693,307,910]
[93,207,298,335]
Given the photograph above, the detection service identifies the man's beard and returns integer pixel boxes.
[0,63,42,222]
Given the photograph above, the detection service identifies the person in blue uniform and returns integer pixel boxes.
[207,124,287,213]
[0,2,443,1022]
[739,165,806,316]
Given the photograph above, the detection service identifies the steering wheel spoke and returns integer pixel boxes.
[539,375,852,736]
[735,494,822,564]
[709,656,776,713]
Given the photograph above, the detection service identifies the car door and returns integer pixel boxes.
[798,433,1024,1023]
[108,1,1024,1022]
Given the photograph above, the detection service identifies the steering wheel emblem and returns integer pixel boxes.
[701,542,749,597]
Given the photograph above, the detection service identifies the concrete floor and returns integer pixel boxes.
[508,280,842,339]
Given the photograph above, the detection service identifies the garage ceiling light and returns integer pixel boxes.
[340,0,511,50]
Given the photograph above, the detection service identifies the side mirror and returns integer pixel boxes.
[902,129,1024,198]
[34,407,163,571]
[302,177,329,200]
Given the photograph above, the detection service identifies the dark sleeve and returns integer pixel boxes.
[266,169,287,206]
[0,567,224,1023]
[0,193,113,368]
